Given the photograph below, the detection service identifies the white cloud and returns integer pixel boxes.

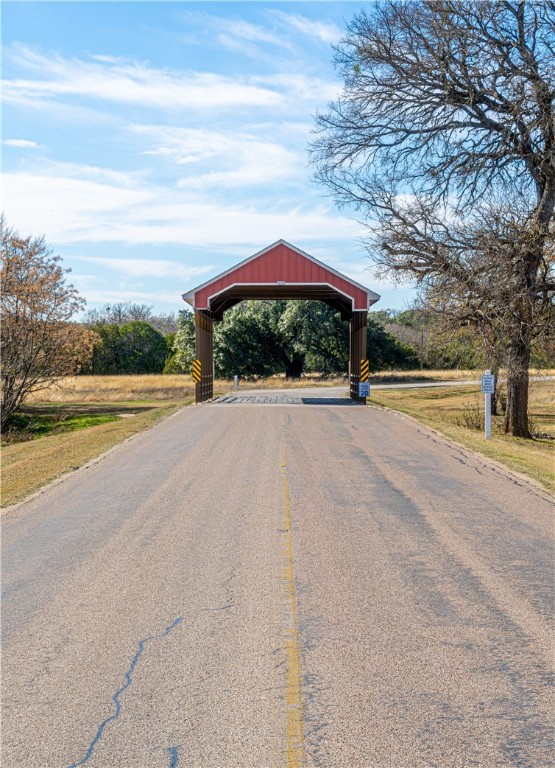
[178,162,293,191]
[216,18,291,52]
[46,161,146,187]
[89,54,132,65]
[179,9,340,55]
[133,124,267,164]
[73,256,214,281]
[3,138,42,149]
[75,287,188,306]
[3,42,337,117]
[2,170,157,242]
[131,124,300,189]
[269,11,341,44]
[254,73,340,105]
[177,11,293,59]
[2,167,362,248]
[3,44,282,110]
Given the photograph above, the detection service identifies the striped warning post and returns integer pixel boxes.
[360,359,369,382]
[192,359,202,383]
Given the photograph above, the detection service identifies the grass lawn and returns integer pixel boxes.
[5,405,123,440]
[370,379,555,494]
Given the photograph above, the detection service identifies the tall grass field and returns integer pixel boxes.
[27,369,513,403]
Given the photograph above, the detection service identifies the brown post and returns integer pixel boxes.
[195,310,214,403]
[349,312,368,402]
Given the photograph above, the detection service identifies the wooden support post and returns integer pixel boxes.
[349,312,368,402]
[195,310,214,403]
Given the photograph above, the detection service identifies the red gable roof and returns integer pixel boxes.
[183,240,379,316]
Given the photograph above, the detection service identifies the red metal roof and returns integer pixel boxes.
[183,240,380,318]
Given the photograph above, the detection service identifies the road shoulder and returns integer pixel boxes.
[368,402,554,500]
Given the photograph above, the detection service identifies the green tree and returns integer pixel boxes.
[83,302,177,335]
[384,309,432,370]
[87,323,122,374]
[170,310,196,373]
[117,321,168,374]
[215,302,284,378]
[367,318,419,371]
[172,301,418,379]
[277,301,348,375]
[162,332,179,373]
[87,321,168,374]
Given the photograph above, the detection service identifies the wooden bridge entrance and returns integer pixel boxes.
[182,240,380,403]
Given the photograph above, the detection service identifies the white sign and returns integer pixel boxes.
[481,373,495,394]
[359,382,370,398]
[482,370,494,439]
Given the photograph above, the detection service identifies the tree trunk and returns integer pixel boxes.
[504,336,531,438]
[284,353,305,379]
[490,368,499,416]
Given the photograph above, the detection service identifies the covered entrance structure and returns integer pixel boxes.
[182,240,380,403]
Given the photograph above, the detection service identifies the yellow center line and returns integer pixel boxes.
[280,447,305,767]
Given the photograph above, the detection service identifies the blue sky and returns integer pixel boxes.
[2,1,416,315]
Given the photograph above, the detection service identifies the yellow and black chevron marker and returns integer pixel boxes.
[192,359,202,383]
[360,359,369,382]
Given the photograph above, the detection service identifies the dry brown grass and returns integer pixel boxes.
[30,369,538,403]
[28,375,198,402]
[33,369,555,403]
[29,373,354,401]
[369,367,555,383]
[227,374,349,390]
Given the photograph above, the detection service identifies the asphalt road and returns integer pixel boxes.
[2,388,554,768]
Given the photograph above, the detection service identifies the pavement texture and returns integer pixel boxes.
[2,388,554,768]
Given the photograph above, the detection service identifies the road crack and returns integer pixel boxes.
[166,745,181,767]
[66,616,183,767]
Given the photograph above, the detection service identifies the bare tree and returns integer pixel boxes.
[377,195,554,429]
[1,219,96,431]
[83,303,177,335]
[311,1,555,436]
[148,311,178,336]
[83,302,152,325]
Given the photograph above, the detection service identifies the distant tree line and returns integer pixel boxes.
[82,299,422,378]
[168,301,555,380]
[84,320,169,375]
[83,298,531,380]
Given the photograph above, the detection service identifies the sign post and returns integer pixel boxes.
[481,370,495,439]
[359,359,370,401]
